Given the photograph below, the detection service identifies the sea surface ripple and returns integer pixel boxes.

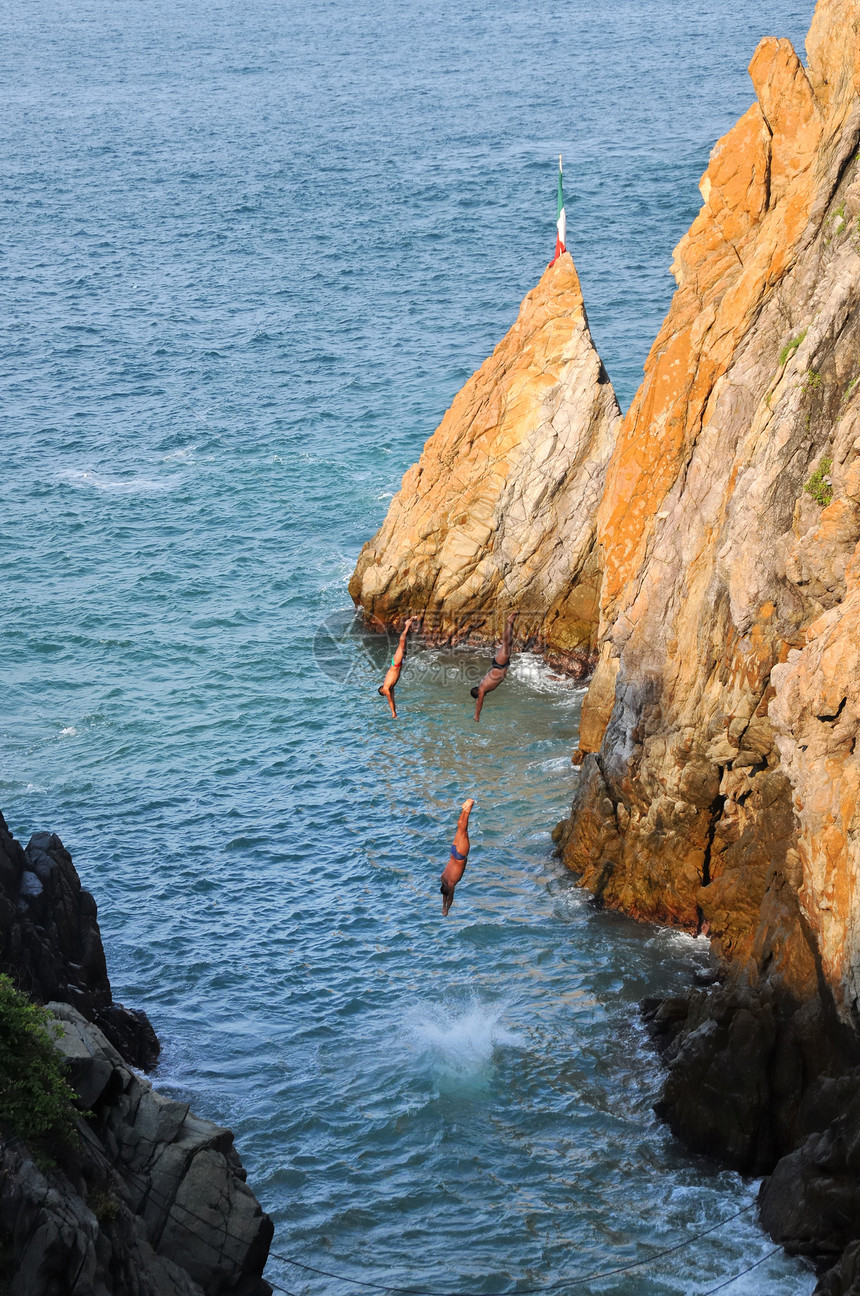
[2,1,817,1292]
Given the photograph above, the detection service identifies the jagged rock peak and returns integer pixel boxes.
[349,251,621,669]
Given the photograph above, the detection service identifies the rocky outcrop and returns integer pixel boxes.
[0,811,158,1070]
[645,983,858,1175]
[349,252,621,669]
[1,1005,272,1296]
[815,1244,860,1296]
[759,1071,860,1266]
[0,815,273,1293]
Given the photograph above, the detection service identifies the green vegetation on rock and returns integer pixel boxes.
[779,329,807,365]
[804,456,834,507]
[802,369,823,391]
[0,975,78,1160]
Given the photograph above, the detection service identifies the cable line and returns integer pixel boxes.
[80,1149,766,1296]
[701,1245,786,1294]
[269,1202,758,1296]
[3,1131,787,1296]
[95,1157,773,1296]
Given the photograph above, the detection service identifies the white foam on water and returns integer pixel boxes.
[509,652,588,701]
[651,926,711,956]
[531,755,577,772]
[405,997,526,1091]
[58,726,78,737]
[57,468,175,495]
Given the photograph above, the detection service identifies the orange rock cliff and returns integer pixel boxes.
[348,253,621,671]
[564,0,860,994]
[353,0,860,1280]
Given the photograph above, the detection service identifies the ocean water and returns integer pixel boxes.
[1,1,820,1293]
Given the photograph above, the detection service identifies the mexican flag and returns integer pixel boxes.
[551,155,566,265]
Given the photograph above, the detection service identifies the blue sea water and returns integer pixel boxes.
[1,1,820,1292]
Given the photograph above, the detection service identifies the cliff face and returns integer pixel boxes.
[353,0,860,1025]
[549,0,860,1279]
[349,253,621,668]
[559,0,860,1017]
[350,0,860,1281]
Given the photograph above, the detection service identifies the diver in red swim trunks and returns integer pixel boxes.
[378,617,416,718]
[471,613,516,721]
[440,799,475,916]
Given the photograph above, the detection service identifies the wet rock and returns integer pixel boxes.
[655,987,780,1173]
[760,1075,860,1265]
[654,982,859,1176]
[640,995,690,1056]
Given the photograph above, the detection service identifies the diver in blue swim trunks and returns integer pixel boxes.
[378,617,416,718]
[440,798,475,916]
[471,612,516,721]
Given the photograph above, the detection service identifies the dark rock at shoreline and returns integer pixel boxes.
[0,812,158,1070]
[652,981,856,1175]
[1,1004,273,1296]
[0,812,274,1291]
[760,1075,860,1264]
[640,995,690,1056]
[814,1241,860,1295]
[643,975,860,1286]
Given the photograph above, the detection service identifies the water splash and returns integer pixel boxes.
[407,998,526,1092]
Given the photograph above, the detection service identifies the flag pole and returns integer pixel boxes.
[551,155,567,266]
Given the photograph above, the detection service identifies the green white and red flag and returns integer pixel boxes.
[550,154,566,265]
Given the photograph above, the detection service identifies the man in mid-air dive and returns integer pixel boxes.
[471,613,516,720]
[440,799,475,916]
[378,617,416,718]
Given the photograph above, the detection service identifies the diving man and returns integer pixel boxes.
[471,613,516,721]
[378,617,416,718]
[440,799,475,916]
